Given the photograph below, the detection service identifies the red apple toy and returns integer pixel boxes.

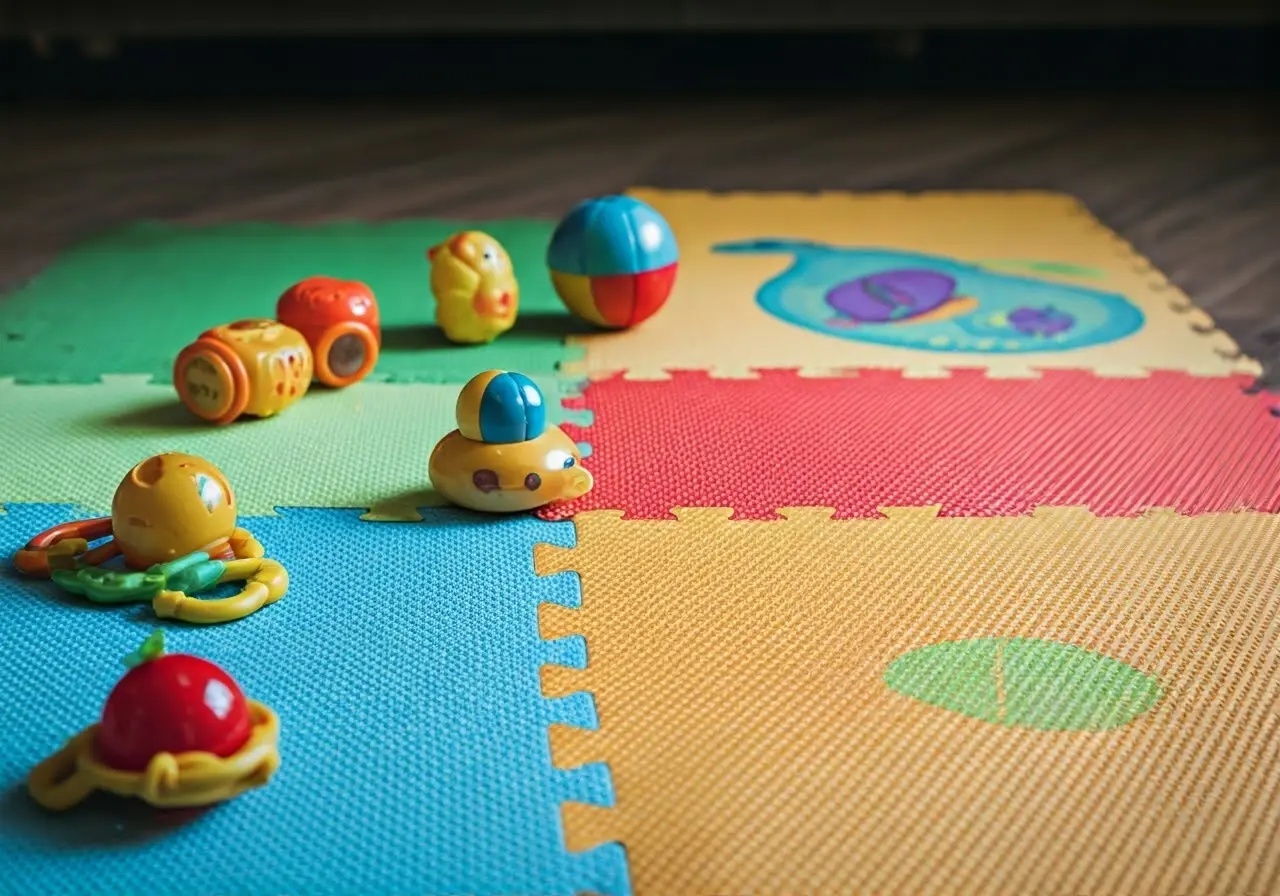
[28,631,280,812]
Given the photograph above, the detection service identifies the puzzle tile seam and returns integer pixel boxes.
[1060,193,1254,368]
[532,537,632,895]
[0,358,591,388]
[559,363,1272,382]
[556,504,1279,524]
[0,376,591,522]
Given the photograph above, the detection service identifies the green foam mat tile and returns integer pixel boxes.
[0,219,590,385]
[0,375,586,521]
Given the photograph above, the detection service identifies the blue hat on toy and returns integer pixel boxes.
[455,369,547,444]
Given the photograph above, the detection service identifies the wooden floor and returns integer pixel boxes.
[3,95,1278,383]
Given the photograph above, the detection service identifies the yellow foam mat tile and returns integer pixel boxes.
[535,506,1280,896]
[565,190,1258,380]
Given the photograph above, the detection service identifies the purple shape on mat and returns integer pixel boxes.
[1009,306,1075,336]
[824,269,958,323]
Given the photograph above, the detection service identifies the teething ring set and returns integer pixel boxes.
[12,452,288,625]
[18,533,287,625]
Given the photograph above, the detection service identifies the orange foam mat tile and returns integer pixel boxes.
[564,189,1258,380]
[535,506,1280,896]
[541,369,1280,521]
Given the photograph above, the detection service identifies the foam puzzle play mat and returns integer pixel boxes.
[1,188,1276,896]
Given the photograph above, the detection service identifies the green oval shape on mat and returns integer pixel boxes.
[884,638,1162,731]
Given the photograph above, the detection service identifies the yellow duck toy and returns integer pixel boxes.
[427,231,520,344]
[430,370,593,514]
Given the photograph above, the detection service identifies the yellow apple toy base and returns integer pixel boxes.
[28,701,281,812]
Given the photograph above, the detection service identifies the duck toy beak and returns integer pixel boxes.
[563,467,594,502]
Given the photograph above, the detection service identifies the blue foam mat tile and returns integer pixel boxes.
[542,692,599,731]
[0,504,628,896]
[541,634,590,670]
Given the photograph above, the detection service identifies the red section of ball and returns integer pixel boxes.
[590,263,678,328]
[96,654,253,772]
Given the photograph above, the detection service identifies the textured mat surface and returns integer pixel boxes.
[540,369,1280,520]
[3,188,1274,896]
[0,504,628,896]
[536,507,1280,896]
[0,219,586,385]
[0,376,588,521]
[564,189,1259,380]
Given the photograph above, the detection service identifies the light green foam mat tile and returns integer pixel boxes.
[0,376,590,521]
[0,219,592,385]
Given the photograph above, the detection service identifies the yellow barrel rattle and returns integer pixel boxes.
[174,319,314,425]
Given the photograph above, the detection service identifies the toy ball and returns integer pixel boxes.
[546,195,678,329]
[112,452,237,569]
[276,276,380,388]
[455,369,547,444]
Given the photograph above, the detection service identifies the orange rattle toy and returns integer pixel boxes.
[276,276,381,388]
[12,452,287,624]
[174,319,313,425]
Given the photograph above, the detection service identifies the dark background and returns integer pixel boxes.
[2,1,1277,101]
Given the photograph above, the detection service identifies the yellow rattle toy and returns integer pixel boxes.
[174,318,314,425]
[29,630,280,812]
[12,452,287,624]
[429,369,593,513]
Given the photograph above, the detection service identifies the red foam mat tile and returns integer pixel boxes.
[540,369,1280,520]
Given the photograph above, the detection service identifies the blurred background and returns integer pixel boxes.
[2,1,1277,375]
[3,1,1278,99]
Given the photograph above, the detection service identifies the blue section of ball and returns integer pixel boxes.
[479,372,547,444]
[546,195,679,277]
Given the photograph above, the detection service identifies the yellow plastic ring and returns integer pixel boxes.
[152,557,288,625]
[28,700,281,811]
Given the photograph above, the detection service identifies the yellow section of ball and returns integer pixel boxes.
[550,270,610,328]
[454,369,506,441]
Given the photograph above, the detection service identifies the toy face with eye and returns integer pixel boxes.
[475,241,512,278]
[429,427,593,514]
[435,231,511,276]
